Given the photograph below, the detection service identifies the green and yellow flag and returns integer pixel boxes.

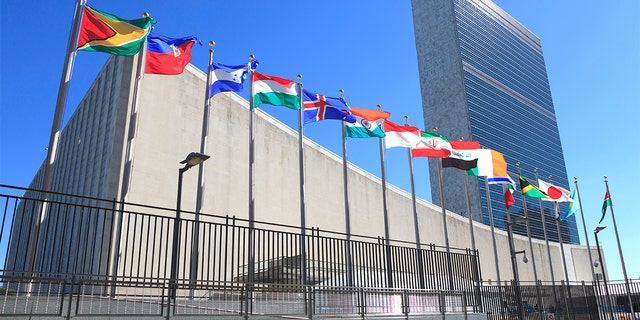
[77,6,155,56]
[519,175,550,199]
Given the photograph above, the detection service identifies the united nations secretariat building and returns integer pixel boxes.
[2,0,622,319]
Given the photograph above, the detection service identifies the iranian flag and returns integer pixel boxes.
[411,131,452,158]
[383,119,421,148]
[251,72,300,110]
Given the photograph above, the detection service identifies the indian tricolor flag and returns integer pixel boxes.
[383,119,421,148]
[345,107,390,138]
[77,6,155,56]
[251,72,300,110]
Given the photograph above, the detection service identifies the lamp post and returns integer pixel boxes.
[594,226,615,320]
[507,216,529,320]
[169,152,210,303]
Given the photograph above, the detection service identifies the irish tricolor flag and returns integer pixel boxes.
[251,72,300,110]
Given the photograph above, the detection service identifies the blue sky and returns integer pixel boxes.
[1,1,638,281]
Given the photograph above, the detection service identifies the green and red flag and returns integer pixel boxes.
[251,72,300,110]
[77,6,155,56]
[599,192,611,224]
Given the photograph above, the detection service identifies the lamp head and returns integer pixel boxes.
[522,255,528,264]
[595,226,606,234]
[594,260,599,268]
[180,152,210,167]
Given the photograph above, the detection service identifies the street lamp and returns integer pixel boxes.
[507,215,528,320]
[594,226,615,320]
[169,152,210,301]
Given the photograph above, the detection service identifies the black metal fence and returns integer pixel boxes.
[2,184,639,319]
[479,280,640,320]
[0,184,480,318]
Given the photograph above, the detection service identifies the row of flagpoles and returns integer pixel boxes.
[36,2,634,314]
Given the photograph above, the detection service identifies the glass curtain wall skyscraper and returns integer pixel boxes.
[411,0,579,243]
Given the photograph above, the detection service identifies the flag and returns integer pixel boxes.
[145,33,201,75]
[558,189,579,221]
[441,140,481,171]
[345,107,390,138]
[77,6,155,56]
[537,179,572,202]
[467,149,516,185]
[209,62,253,97]
[599,192,611,224]
[302,90,355,123]
[383,120,421,148]
[411,131,452,158]
[504,184,515,209]
[519,176,550,199]
[252,72,300,110]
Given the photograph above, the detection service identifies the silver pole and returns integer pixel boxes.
[339,90,353,287]
[245,57,256,317]
[407,148,425,288]
[190,41,215,292]
[378,135,393,288]
[604,177,636,319]
[27,0,85,275]
[296,76,308,286]
[573,177,597,283]
[485,180,501,282]
[534,169,557,310]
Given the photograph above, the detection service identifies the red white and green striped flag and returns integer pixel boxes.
[599,192,611,224]
[251,72,300,110]
[77,6,155,56]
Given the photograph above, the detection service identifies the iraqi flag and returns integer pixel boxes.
[145,33,201,75]
[441,140,481,171]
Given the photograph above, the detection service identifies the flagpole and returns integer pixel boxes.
[404,116,425,289]
[26,0,86,275]
[516,164,543,312]
[533,168,558,308]
[463,171,482,312]
[296,75,308,286]
[485,181,503,284]
[549,175,574,319]
[490,182,509,319]
[604,177,636,319]
[189,41,215,292]
[339,89,353,287]
[464,174,477,253]
[109,25,150,283]
[434,128,454,290]
[246,54,257,316]
[573,177,596,283]
[377,107,393,288]
[515,166,540,281]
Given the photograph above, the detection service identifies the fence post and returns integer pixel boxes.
[440,291,446,315]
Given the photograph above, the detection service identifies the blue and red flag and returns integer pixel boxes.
[302,89,356,124]
[145,33,201,75]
